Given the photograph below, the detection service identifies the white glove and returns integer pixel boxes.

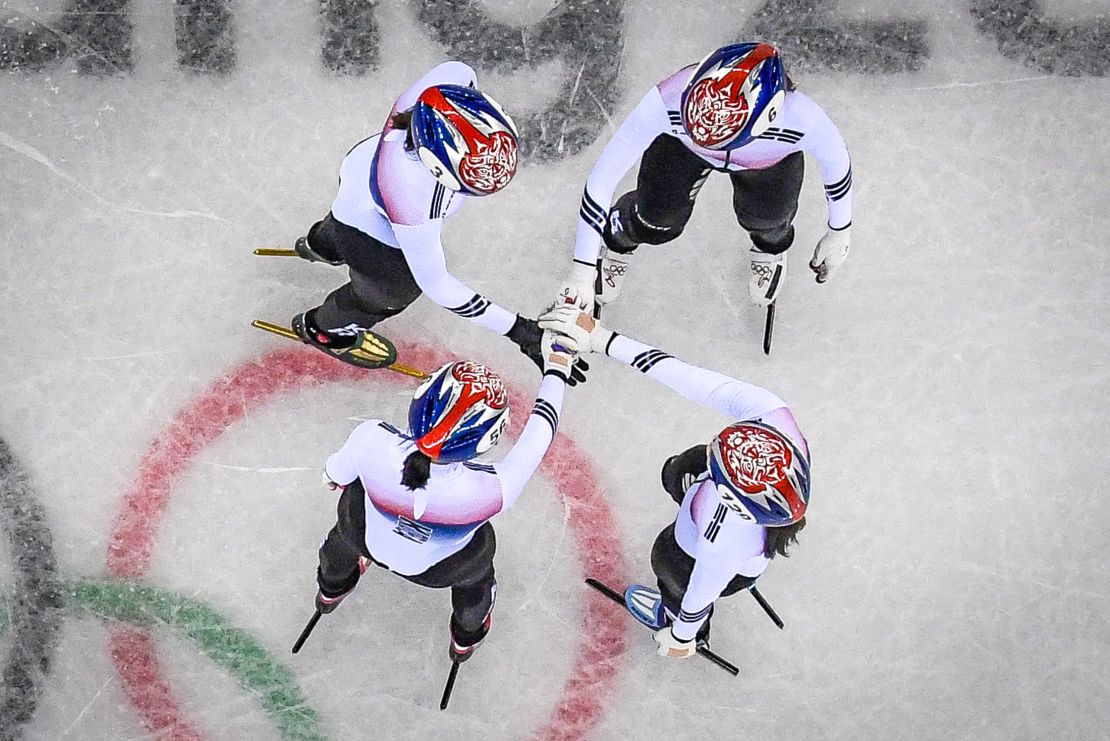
[556,262,598,314]
[653,626,697,659]
[537,304,614,356]
[322,469,346,492]
[809,226,850,283]
[541,329,578,382]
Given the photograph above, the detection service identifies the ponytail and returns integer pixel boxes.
[764,516,806,559]
[401,449,432,490]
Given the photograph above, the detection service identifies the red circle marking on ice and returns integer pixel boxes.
[107,343,629,741]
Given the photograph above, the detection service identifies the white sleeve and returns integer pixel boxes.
[672,521,768,642]
[573,87,672,264]
[493,375,566,510]
[605,334,786,421]
[798,95,853,230]
[393,61,478,112]
[393,223,518,335]
[323,421,378,486]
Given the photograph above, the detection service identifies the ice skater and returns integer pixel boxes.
[540,299,810,658]
[557,42,853,314]
[290,60,582,383]
[309,332,575,665]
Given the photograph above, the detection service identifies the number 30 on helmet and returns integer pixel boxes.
[681,42,788,151]
[410,85,520,197]
[408,361,510,463]
[707,421,810,526]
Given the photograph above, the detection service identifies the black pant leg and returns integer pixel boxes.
[317,482,371,596]
[610,135,712,248]
[311,214,424,332]
[651,524,695,620]
[729,151,805,254]
[401,523,498,637]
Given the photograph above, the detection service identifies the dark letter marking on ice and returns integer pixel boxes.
[174,0,236,74]
[971,0,1110,76]
[747,0,929,74]
[320,0,381,74]
[0,0,134,74]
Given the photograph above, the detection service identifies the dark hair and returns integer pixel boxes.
[764,516,805,559]
[401,449,432,490]
[389,110,412,130]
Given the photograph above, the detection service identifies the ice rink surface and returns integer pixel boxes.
[1,0,1108,739]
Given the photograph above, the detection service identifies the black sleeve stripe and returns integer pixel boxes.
[703,503,727,542]
[825,167,853,201]
[829,221,852,232]
[580,189,607,235]
[573,258,595,268]
[429,183,447,219]
[581,188,606,220]
[604,331,620,356]
[463,461,497,474]
[678,604,713,622]
[378,421,404,436]
[448,294,490,318]
[632,349,673,373]
[579,207,606,237]
[531,399,559,436]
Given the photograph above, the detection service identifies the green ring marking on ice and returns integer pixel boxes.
[0,579,325,741]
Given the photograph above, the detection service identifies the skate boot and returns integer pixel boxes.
[292,311,397,370]
[293,235,344,265]
[598,249,634,306]
[314,587,353,614]
[749,249,786,307]
[448,614,491,664]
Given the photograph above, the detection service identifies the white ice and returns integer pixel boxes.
[1,0,1109,740]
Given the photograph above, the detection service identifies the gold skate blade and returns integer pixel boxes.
[253,248,298,257]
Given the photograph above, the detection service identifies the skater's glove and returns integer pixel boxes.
[809,225,850,283]
[653,626,697,659]
[541,330,578,383]
[508,315,588,386]
[556,261,598,315]
[538,303,614,356]
[322,469,346,492]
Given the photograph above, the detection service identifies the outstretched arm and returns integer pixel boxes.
[394,222,518,335]
[493,374,567,510]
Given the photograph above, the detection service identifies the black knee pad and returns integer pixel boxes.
[660,444,709,504]
[607,191,687,250]
[748,223,795,255]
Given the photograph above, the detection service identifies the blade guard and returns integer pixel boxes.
[624,584,667,630]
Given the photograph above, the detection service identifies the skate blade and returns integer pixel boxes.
[250,320,428,379]
[253,248,298,257]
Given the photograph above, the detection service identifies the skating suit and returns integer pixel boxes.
[605,333,810,641]
[574,65,854,264]
[323,376,565,576]
[329,60,517,335]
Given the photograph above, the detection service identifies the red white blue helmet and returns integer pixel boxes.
[408,361,510,463]
[681,42,788,151]
[410,84,519,196]
[707,421,810,526]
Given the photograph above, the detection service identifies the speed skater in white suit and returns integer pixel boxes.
[290,60,584,383]
[557,42,853,312]
[312,332,577,662]
[540,300,810,658]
